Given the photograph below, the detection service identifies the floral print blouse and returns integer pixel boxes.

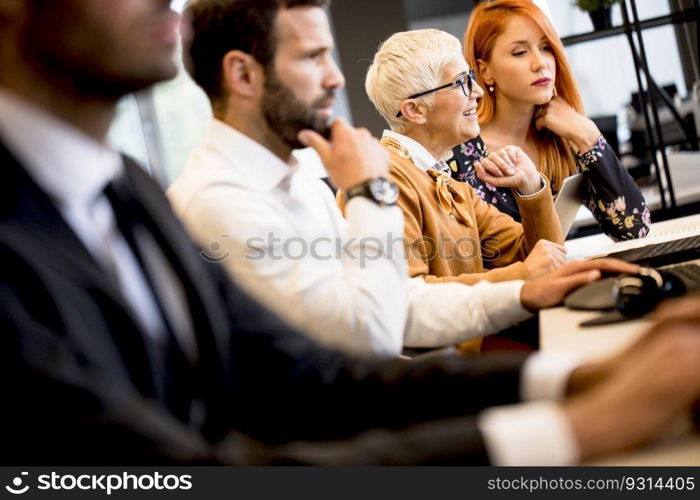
[448,135,651,241]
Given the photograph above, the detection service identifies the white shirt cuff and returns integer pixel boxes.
[521,351,583,401]
[403,279,532,347]
[344,197,403,238]
[478,401,580,465]
[471,279,532,333]
[514,173,547,199]
[492,280,532,326]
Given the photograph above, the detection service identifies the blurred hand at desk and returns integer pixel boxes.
[562,295,700,462]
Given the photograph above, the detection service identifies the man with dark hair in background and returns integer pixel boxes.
[0,0,699,465]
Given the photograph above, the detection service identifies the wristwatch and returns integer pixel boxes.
[345,177,399,206]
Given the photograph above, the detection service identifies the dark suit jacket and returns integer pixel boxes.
[0,140,530,465]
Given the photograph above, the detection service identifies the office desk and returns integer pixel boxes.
[540,214,700,465]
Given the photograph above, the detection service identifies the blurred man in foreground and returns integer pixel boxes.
[0,0,698,465]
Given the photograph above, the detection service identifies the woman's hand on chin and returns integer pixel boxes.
[473,145,541,195]
[534,96,600,153]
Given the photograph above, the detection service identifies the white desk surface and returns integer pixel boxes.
[540,213,700,465]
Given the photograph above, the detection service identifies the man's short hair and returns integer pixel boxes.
[183,0,329,104]
[365,29,463,133]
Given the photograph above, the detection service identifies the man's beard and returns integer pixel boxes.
[261,69,334,150]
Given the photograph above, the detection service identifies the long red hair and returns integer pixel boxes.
[465,0,583,190]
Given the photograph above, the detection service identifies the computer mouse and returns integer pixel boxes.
[564,276,619,310]
[614,268,686,317]
[564,267,687,317]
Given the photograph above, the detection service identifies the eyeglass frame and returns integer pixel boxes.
[395,69,476,118]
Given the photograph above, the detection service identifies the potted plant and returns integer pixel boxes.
[574,0,622,31]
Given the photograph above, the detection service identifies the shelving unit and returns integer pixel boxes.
[560,1,700,216]
[561,7,699,46]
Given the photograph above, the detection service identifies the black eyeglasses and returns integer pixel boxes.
[396,69,476,118]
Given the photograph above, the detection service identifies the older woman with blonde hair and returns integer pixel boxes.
[358,28,564,293]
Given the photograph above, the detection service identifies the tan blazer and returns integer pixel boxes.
[378,135,563,286]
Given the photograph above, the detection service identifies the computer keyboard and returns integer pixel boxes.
[604,234,700,267]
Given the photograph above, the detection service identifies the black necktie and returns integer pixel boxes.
[104,181,195,421]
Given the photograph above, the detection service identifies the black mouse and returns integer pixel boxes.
[565,267,687,317]
[613,268,686,317]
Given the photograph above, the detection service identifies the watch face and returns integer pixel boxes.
[369,178,399,205]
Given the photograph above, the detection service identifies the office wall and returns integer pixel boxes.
[107,0,695,184]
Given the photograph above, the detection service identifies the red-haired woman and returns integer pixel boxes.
[449,0,650,241]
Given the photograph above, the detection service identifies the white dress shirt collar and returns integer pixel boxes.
[206,118,298,193]
[0,88,196,358]
[0,88,122,207]
[382,129,446,173]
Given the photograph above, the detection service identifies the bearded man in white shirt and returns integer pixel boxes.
[168,0,632,357]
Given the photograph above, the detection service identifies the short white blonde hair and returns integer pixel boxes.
[365,29,463,133]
